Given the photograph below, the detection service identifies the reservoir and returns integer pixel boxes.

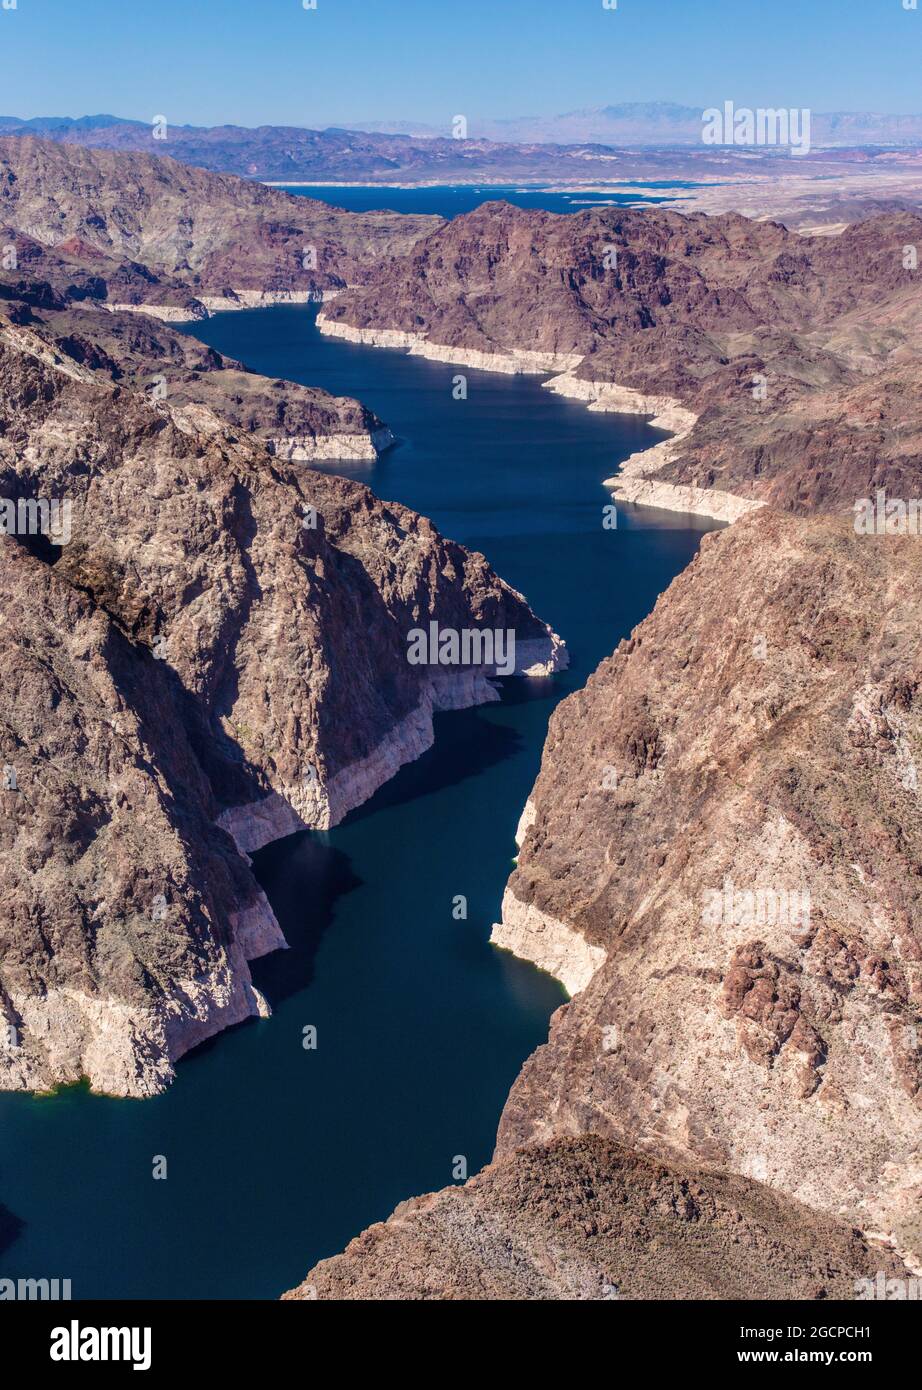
[274,181,702,218]
[0,300,713,1299]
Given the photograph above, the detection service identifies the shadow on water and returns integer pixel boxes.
[339,702,525,826]
[0,1203,24,1257]
[247,696,527,1006]
[249,836,361,1006]
[496,673,564,708]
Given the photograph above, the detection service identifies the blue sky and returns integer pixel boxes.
[1,0,920,128]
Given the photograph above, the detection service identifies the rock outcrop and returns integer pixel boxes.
[285,1136,910,1300]
[0,540,284,1097]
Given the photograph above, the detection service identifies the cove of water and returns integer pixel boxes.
[0,303,714,1299]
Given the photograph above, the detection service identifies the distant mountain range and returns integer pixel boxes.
[1,108,921,186]
[345,102,922,147]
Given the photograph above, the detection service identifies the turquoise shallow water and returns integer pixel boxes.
[0,302,715,1299]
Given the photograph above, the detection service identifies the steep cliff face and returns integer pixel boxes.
[0,541,282,1096]
[285,1136,909,1300]
[0,327,562,835]
[495,511,922,1269]
[287,507,922,1296]
[0,316,563,1095]
[318,203,922,517]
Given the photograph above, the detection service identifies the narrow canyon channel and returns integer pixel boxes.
[0,302,715,1299]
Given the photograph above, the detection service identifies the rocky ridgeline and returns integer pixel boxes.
[2,114,921,191]
[0,139,445,456]
[0,136,438,310]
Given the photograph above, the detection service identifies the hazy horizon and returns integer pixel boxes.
[6,98,922,135]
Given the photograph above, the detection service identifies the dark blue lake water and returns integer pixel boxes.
[0,301,714,1300]
[278,181,702,218]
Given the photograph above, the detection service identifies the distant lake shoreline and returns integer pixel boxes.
[269,181,711,217]
[265,179,715,187]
